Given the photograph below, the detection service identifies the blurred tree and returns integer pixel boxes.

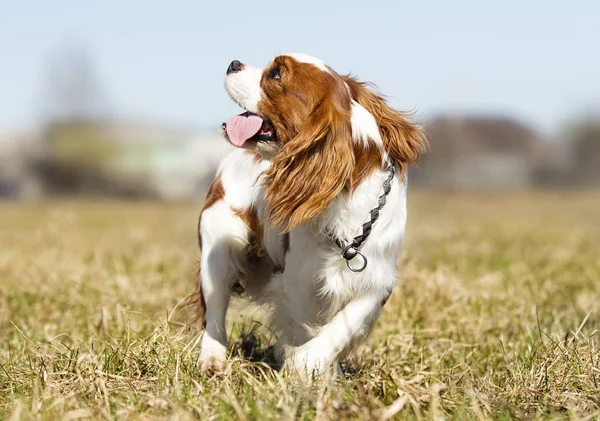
[568,119,600,186]
[39,44,110,124]
[36,43,116,196]
[413,116,546,189]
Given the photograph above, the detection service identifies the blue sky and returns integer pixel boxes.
[1,1,598,136]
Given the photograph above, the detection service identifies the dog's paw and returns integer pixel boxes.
[198,354,229,374]
[284,347,330,380]
[198,335,228,375]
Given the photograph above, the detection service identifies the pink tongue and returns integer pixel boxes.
[225,113,264,147]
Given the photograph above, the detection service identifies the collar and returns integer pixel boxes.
[329,159,396,272]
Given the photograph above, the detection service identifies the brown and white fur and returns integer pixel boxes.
[197,53,426,377]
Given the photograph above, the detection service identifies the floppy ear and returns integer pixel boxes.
[343,76,427,171]
[263,102,354,232]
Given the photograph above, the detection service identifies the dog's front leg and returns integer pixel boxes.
[197,240,233,372]
[197,204,247,372]
[286,292,387,377]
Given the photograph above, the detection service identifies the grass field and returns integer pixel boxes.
[1,193,599,420]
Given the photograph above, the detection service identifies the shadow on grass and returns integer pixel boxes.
[229,323,281,370]
[227,322,367,380]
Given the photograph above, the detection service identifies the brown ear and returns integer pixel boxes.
[263,103,354,232]
[343,76,427,170]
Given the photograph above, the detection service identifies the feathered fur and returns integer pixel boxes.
[195,54,426,377]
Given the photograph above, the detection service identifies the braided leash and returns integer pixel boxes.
[330,159,396,272]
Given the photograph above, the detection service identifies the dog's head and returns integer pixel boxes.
[222,53,427,232]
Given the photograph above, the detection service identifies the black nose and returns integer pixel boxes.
[227,60,244,75]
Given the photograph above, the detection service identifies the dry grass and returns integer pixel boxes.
[1,192,599,420]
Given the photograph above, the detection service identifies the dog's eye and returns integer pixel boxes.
[268,67,281,80]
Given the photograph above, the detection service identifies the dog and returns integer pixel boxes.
[196,53,426,376]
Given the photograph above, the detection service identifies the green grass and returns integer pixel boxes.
[1,193,599,420]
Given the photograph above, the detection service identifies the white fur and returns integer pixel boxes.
[223,54,330,115]
[285,53,330,73]
[224,64,262,113]
[197,149,263,369]
[198,152,407,376]
[287,292,384,373]
[199,56,409,377]
[197,199,245,369]
[351,100,384,148]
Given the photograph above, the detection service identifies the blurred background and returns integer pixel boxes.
[1,1,599,199]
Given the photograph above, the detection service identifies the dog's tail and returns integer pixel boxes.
[169,261,206,332]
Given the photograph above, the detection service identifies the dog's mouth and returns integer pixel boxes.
[222,112,276,148]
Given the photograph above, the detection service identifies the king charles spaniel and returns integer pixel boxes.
[196,53,426,377]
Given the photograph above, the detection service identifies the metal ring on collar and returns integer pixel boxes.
[344,248,368,272]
